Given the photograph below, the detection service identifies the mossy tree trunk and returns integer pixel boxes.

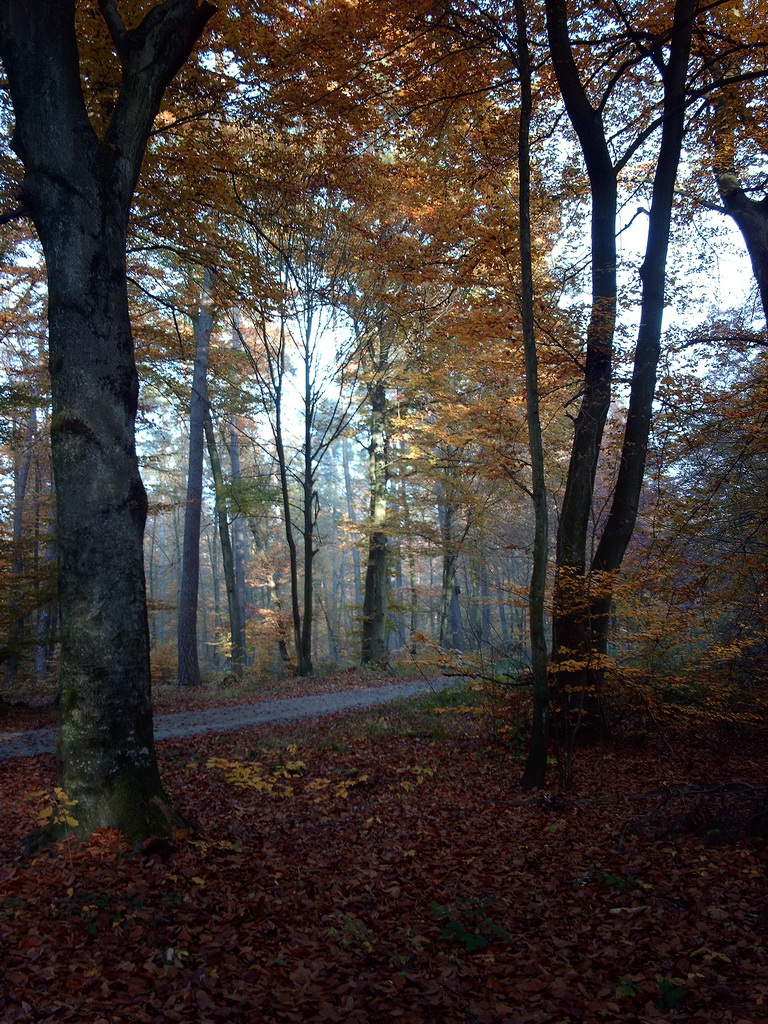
[0,0,215,842]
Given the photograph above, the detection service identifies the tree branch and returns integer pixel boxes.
[0,204,28,225]
[97,0,129,59]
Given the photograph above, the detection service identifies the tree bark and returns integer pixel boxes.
[177,265,215,687]
[0,0,214,841]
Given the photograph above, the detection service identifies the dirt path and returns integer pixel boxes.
[0,676,454,760]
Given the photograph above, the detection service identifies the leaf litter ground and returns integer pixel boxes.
[1,679,767,1023]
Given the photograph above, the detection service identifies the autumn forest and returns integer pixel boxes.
[0,1,767,1021]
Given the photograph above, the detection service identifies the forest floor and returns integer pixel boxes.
[1,671,767,1023]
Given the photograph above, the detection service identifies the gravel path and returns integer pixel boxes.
[0,677,454,760]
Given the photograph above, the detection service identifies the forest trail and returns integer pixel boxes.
[0,676,454,760]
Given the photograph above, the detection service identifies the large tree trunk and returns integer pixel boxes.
[545,0,618,743]
[177,266,215,687]
[0,0,214,842]
[361,381,388,665]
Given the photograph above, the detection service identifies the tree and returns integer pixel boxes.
[360,347,390,666]
[232,139,361,676]
[177,265,215,688]
[544,0,695,763]
[513,0,550,790]
[0,0,215,840]
[203,405,246,677]
[705,8,768,329]
[639,344,768,702]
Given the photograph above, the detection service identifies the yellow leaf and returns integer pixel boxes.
[191,876,206,886]
[38,806,53,819]
[64,816,79,828]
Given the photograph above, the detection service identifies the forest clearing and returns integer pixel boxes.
[2,674,768,1024]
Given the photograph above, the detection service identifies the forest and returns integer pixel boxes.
[0,0,767,1021]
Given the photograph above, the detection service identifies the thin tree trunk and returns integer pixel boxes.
[299,423,315,675]
[449,577,464,651]
[516,0,550,789]
[226,416,249,661]
[249,520,291,663]
[361,380,389,665]
[34,468,57,683]
[401,476,418,639]
[496,567,509,647]
[392,539,406,647]
[5,406,37,685]
[155,514,167,648]
[177,265,215,688]
[480,569,492,653]
[274,381,306,674]
[204,408,245,676]
[342,435,363,614]
[318,581,339,662]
